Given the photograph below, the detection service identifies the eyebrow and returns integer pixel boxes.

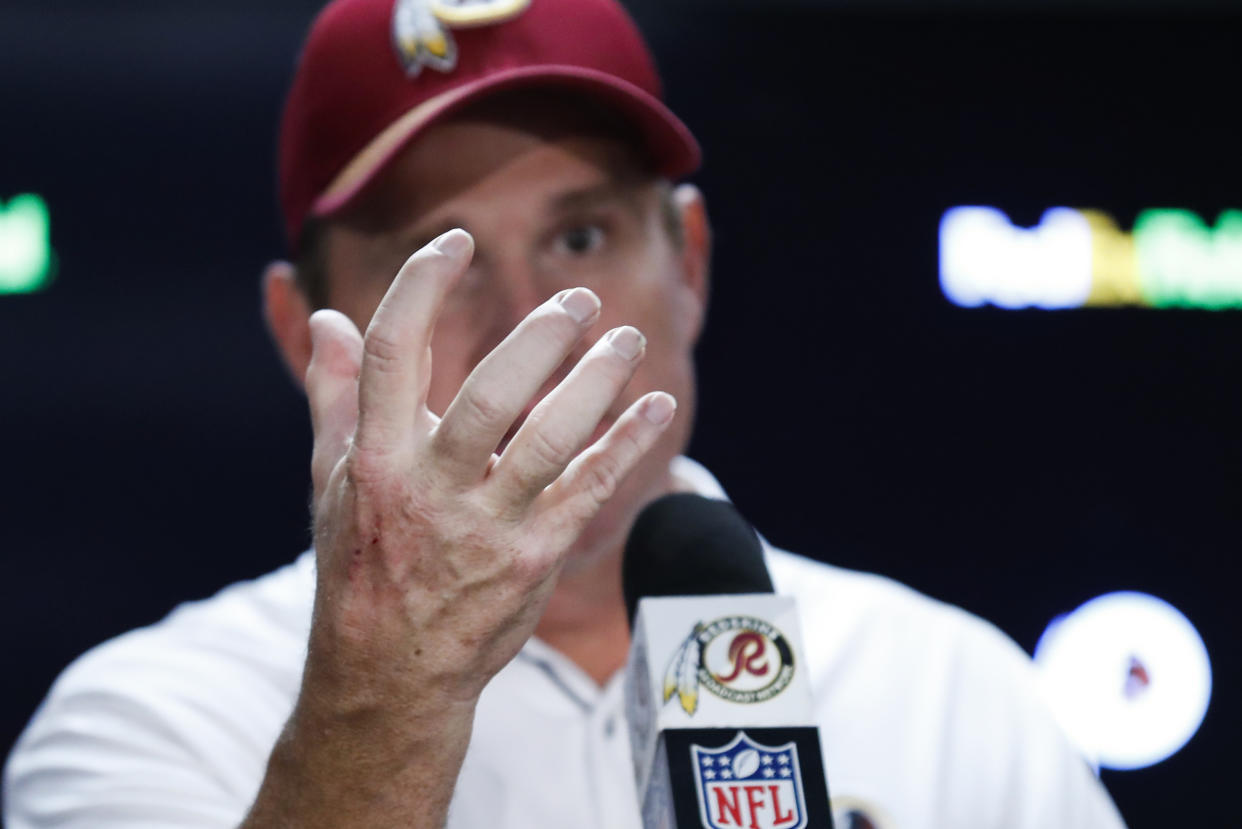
[547,179,648,218]
[394,179,651,255]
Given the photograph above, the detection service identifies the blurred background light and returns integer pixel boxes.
[0,193,52,295]
[940,207,1242,309]
[939,206,1092,309]
[1034,592,1212,771]
[1135,209,1242,309]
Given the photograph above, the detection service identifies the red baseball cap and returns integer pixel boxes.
[278,0,701,251]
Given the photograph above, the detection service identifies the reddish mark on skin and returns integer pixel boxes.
[371,536,380,545]
[348,548,364,582]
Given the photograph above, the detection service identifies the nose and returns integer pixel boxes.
[478,254,590,452]
[493,268,546,336]
[471,253,543,355]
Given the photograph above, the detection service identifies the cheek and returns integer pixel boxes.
[609,314,699,433]
[619,280,699,370]
[327,281,386,338]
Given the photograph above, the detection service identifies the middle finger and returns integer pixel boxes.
[486,325,647,504]
[428,287,602,482]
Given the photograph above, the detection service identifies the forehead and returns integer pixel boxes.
[332,90,655,237]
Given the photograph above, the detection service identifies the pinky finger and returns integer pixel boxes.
[533,391,677,546]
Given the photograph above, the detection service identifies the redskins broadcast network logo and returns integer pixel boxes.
[392,0,531,76]
[664,616,796,715]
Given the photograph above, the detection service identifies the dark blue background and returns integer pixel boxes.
[2,2,1239,824]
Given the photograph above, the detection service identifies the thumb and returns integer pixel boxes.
[306,309,364,502]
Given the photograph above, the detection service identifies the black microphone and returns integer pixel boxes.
[623,493,774,627]
[622,494,834,829]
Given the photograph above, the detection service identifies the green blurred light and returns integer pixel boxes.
[0,193,54,295]
[1134,209,1242,309]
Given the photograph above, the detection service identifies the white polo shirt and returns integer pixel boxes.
[4,459,1126,828]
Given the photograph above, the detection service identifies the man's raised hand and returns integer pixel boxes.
[243,228,675,828]
[302,227,675,708]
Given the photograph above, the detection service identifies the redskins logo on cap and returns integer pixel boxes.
[393,0,532,76]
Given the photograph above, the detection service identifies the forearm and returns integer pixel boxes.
[240,693,477,829]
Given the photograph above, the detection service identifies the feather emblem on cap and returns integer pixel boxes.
[392,0,532,76]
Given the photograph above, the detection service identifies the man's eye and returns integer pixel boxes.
[558,224,606,255]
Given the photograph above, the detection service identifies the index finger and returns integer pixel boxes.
[354,229,473,458]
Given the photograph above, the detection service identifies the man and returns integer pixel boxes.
[5,0,1126,827]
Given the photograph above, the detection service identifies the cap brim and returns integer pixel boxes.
[311,64,701,219]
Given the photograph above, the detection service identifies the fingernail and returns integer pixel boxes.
[607,326,646,361]
[557,287,600,325]
[642,392,676,425]
[433,228,472,259]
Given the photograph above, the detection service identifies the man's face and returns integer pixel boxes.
[312,102,708,566]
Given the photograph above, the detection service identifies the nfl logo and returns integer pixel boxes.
[691,732,808,829]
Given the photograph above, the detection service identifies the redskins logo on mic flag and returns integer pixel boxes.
[392,0,532,75]
[664,616,797,715]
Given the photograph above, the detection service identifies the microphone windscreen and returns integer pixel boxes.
[623,493,773,628]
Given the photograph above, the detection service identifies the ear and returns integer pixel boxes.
[262,260,314,390]
[673,183,712,338]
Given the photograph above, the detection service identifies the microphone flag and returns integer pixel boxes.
[626,594,834,829]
